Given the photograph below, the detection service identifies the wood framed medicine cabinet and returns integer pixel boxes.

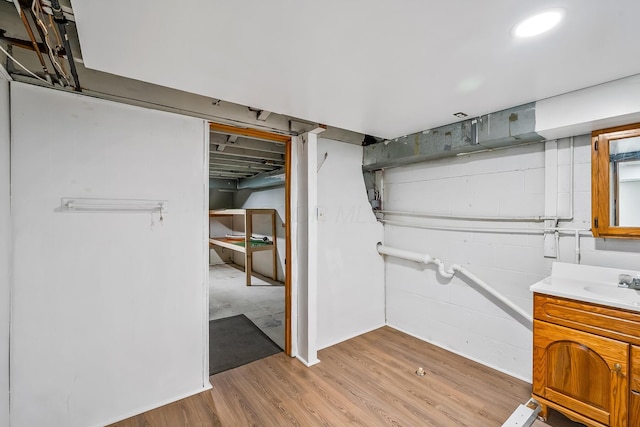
[592,123,640,238]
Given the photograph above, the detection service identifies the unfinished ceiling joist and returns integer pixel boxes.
[210,133,285,155]
[210,122,290,143]
[256,110,271,121]
[363,102,541,171]
[209,156,283,166]
[212,146,283,160]
[209,162,276,171]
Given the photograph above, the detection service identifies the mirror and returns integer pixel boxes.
[592,123,640,238]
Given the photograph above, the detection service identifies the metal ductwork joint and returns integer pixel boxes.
[362,102,543,210]
[363,102,541,171]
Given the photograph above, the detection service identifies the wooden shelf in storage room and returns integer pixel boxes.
[209,209,277,286]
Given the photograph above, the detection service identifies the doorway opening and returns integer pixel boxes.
[207,123,292,376]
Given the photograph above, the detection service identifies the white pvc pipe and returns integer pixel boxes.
[378,136,577,224]
[568,136,575,220]
[376,244,433,265]
[377,243,532,325]
[378,210,547,222]
[450,264,532,324]
[380,219,591,236]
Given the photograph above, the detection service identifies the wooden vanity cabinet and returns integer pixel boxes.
[533,294,640,427]
[631,346,640,425]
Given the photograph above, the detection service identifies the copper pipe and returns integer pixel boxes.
[27,7,64,83]
[0,34,65,58]
[18,7,50,75]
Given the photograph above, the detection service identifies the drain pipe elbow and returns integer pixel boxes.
[436,259,455,279]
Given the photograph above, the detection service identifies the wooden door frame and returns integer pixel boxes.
[209,123,292,356]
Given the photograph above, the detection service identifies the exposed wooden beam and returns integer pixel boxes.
[210,122,290,144]
[208,156,284,166]
[209,171,254,178]
[210,134,285,155]
[209,162,277,171]
[213,147,284,161]
[257,110,271,121]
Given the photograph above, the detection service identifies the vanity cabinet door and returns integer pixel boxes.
[533,320,629,427]
[630,346,640,425]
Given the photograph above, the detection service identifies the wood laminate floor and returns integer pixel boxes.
[110,326,583,426]
[210,264,285,349]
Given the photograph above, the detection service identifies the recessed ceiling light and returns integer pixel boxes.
[453,112,468,118]
[513,9,564,38]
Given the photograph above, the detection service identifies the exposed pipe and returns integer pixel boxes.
[379,219,591,236]
[380,219,590,265]
[375,135,577,223]
[0,44,52,85]
[376,243,452,278]
[450,265,532,325]
[377,243,532,325]
[0,32,65,58]
[377,210,547,222]
[568,136,575,220]
[17,5,51,79]
[49,0,80,91]
[27,4,64,84]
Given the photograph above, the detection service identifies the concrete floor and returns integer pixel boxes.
[209,263,285,349]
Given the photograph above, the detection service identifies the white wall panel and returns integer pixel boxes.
[293,133,319,366]
[384,135,640,381]
[0,77,10,427]
[10,83,208,427]
[316,139,385,349]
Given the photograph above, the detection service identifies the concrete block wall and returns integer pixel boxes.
[383,134,640,381]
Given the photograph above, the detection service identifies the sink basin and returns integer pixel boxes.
[530,262,640,312]
[583,285,640,306]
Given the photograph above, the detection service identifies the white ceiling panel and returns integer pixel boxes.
[72,0,640,139]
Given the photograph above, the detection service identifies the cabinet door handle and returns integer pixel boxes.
[614,363,622,372]
[632,390,640,396]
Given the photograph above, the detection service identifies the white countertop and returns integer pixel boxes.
[530,262,640,312]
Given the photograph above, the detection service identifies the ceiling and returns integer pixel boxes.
[69,0,640,139]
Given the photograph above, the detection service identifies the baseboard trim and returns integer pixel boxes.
[317,321,386,351]
[295,355,320,367]
[95,384,213,427]
[385,323,532,384]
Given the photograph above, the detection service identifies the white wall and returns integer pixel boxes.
[316,138,385,349]
[209,188,233,210]
[294,133,317,365]
[383,135,640,382]
[209,215,233,265]
[620,180,640,226]
[208,187,234,264]
[536,74,640,140]
[232,187,286,281]
[10,83,209,427]
[0,77,10,427]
